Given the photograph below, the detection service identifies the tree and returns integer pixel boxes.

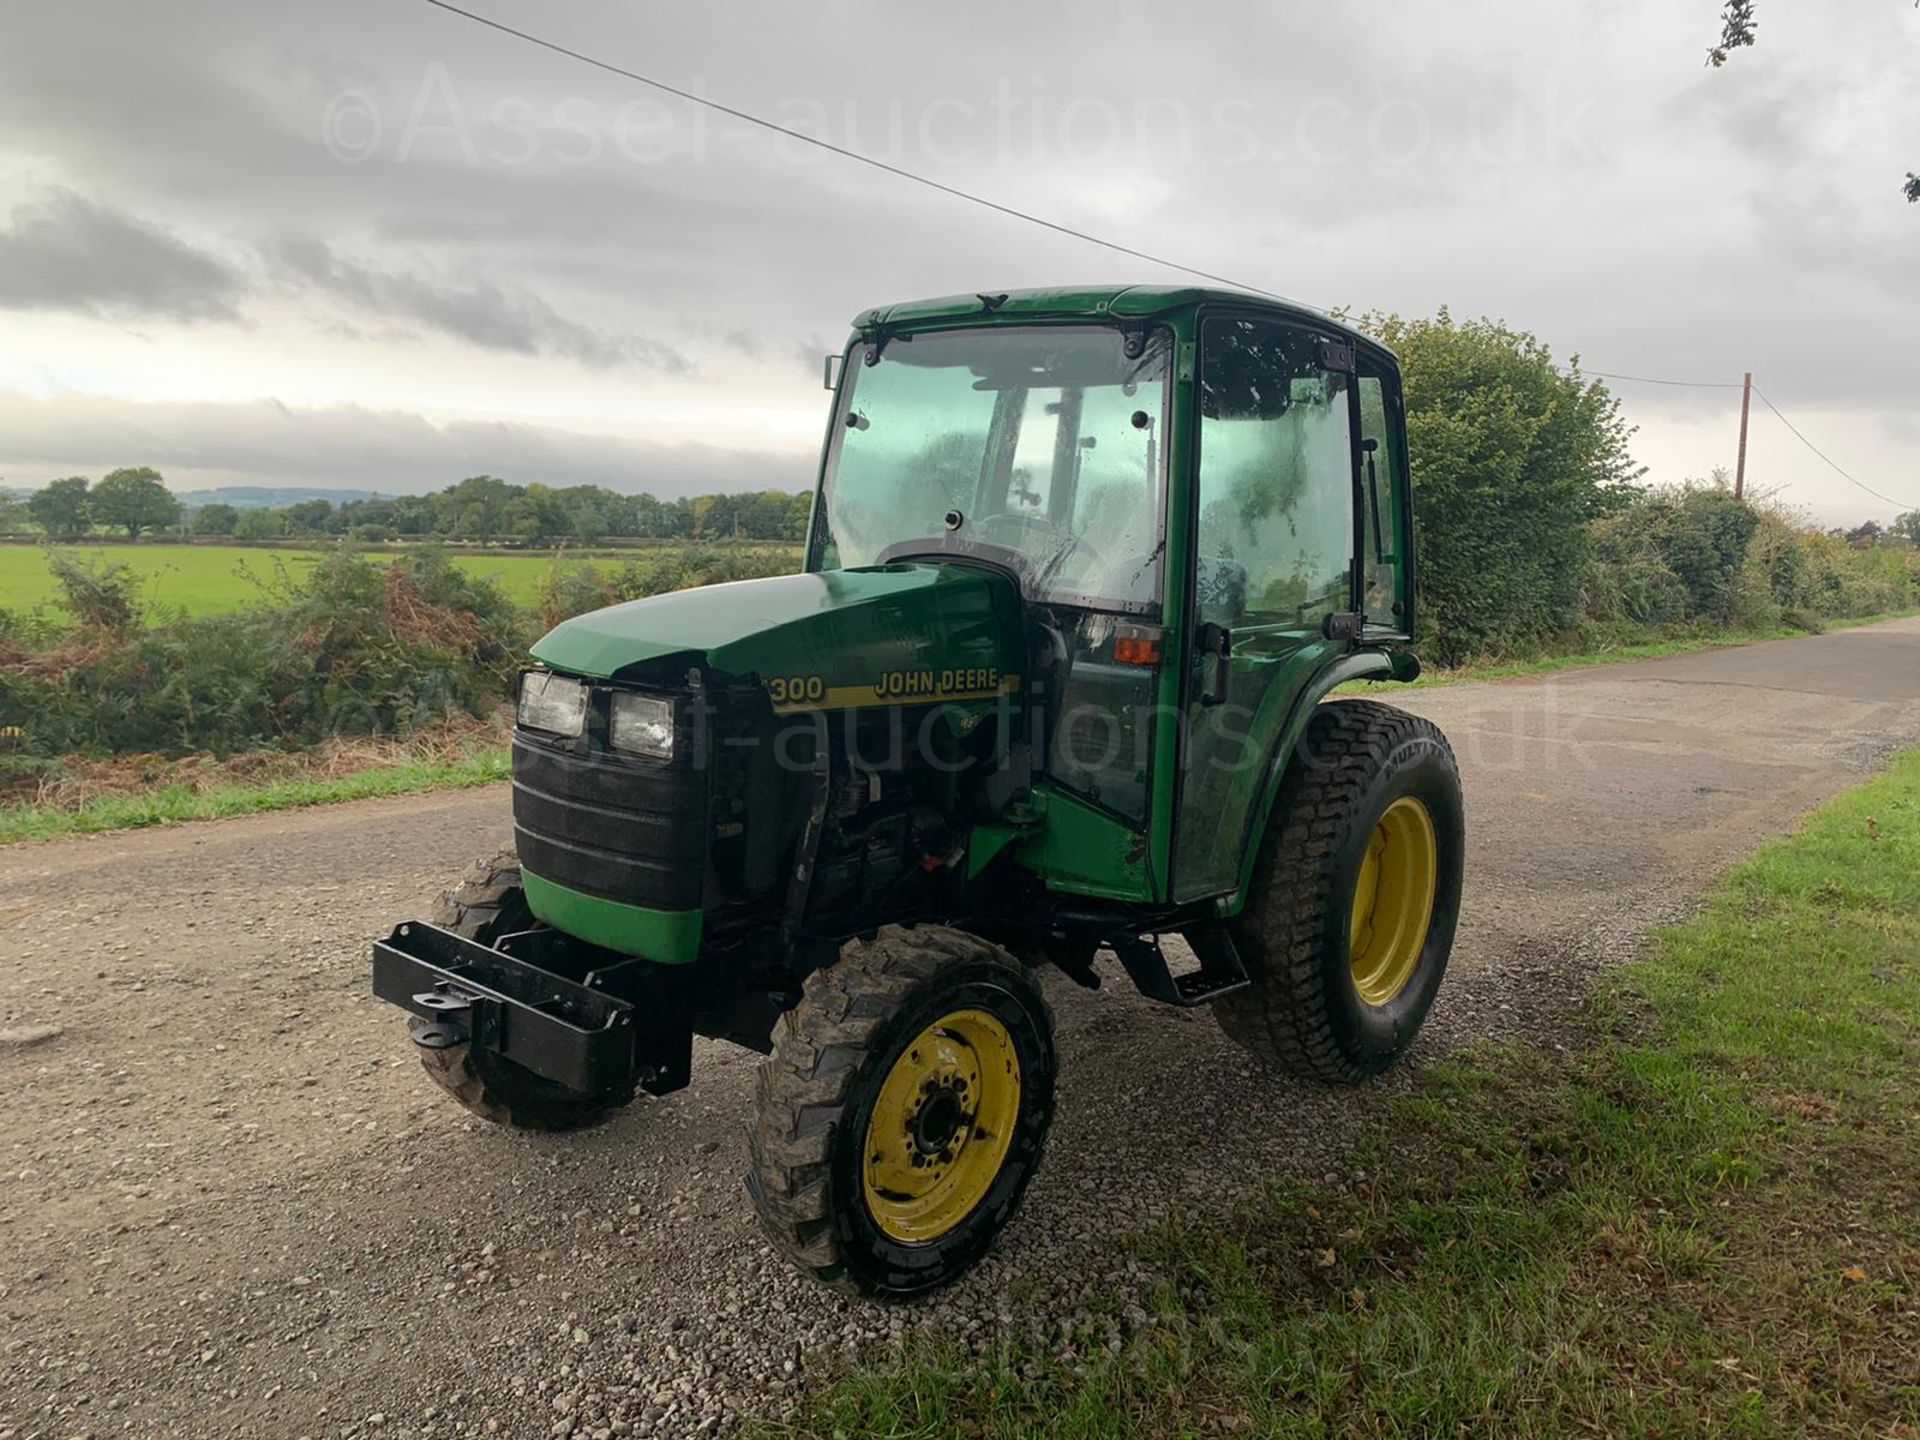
[435,475,516,539]
[1706,0,1757,65]
[499,495,548,542]
[1356,309,1642,664]
[783,490,814,540]
[391,495,436,536]
[658,498,697,538]
[0,494,23,535]
[283,498,336,534]
[1889,510,1920,545]
[91,467,181,539]
[629,493,665,537]
[741,489,802,539]
[1710,1,1917,202]
[692,493,733,539]
[192,502,240,536]
[568,502,609,541]
[233,508,290,541]
[28,476,93,540]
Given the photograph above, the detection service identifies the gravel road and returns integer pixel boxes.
[5,618,1919,1440]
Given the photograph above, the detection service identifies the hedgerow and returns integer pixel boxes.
[0,543,809,774]
[0,548,522,763]
[1583,487,1919,641]
[532,546,798,631]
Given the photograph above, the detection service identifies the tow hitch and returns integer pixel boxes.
[371,921,691,1096]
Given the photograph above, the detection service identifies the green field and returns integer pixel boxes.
[0,543,797,617]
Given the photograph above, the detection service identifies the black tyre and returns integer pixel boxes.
[747,926,1056,1299]
[1215,699,1464,1084]
[414,850,633,1131]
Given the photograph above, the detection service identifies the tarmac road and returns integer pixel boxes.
[4,617,1918,1439]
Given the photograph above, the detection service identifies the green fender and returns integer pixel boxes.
[1212,647,1421,919]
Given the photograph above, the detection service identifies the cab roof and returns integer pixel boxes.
[851,283,1381,355]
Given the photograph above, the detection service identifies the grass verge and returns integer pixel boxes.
[776,750,1920,1438]
[0,745,509,845]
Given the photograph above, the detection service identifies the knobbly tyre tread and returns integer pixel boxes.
[429,849,526,937]
[1215,699,1462,1085]
[414,849,630,1131]
[746,925,1055,1297]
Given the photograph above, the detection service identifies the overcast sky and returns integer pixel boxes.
[1,0,1914,521]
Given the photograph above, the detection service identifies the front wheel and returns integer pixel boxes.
[1215,699,1465,1084]
[412,850,633,1131]
[747,926,1056,1298]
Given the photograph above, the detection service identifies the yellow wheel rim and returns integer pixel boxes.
[861,1009,1022,1244]
[1349,796,1440,1007]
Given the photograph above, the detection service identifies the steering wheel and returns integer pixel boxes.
[971,513,1109,583]
[971,511,1055,548]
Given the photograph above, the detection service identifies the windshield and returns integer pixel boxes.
[812,325,1170,612]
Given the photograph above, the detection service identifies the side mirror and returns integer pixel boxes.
[822,354,843,392]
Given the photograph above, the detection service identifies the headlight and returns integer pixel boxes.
[610,692,673,759]
[518,671,587,737]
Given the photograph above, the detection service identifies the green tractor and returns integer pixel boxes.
[373,285,1463,1297]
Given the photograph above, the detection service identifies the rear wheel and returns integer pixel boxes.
[413,850,633,1131]
[747,926,1056,1298]
[1215,700,1464,1084]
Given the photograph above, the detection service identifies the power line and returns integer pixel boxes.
[418,0,1300,306]
[417,2,1913,517]
[1585,370,1743,389]
[1587,368,1911,512]
[1752,386,1916,513]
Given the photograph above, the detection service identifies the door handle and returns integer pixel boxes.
[1198,623,1233,707]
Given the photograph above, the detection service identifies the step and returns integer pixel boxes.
[1111,927,1250,1007]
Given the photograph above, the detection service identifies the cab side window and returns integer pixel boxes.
[1357,360,1409,633]
[1196,319,1354,631]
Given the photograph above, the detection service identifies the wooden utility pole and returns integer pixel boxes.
[1734,371,1753,500]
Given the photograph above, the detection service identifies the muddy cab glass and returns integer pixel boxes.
[812,326,1170,614]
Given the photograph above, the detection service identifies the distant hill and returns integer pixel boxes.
[173,487,380,510]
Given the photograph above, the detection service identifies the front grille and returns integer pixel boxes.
[512,735,710,910]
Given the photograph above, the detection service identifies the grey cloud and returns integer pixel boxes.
[0,0,1913,515]
[264,234,690,372]
[0,388,803,498]
[0,189,244,321]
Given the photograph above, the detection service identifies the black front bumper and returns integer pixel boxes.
[372,921,689,1096]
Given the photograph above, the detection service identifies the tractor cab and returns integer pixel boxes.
[814,286,1418,902]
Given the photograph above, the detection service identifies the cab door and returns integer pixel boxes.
[1171,315,1359,902]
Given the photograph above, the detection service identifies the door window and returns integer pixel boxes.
[1357,364,1409,633]
[1194,320,1355,631]
[1174,318,1357,901]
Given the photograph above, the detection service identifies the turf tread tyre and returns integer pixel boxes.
[1215,699,1463,1085]
[747,925,1055,1298]
[414,849,631,1131]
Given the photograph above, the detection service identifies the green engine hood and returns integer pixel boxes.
[530,562,1024,709]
